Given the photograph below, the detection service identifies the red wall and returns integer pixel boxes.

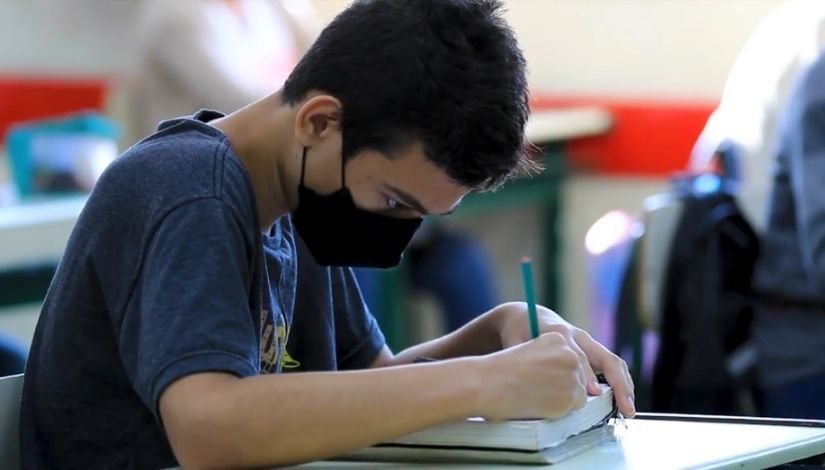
[0,76,716,177]
[0,76,108,138]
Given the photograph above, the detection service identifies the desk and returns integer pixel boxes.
[295,415,825,470]
[525,107,613,143]
[377,107,613,350]
[0,196,85,308]
[0,195,85,267]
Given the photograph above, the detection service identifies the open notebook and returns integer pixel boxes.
[339,386,618,465]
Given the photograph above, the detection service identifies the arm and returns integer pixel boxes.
[161,332,587,469]
[375,302,636,417]
[161,360,481,469]
[375,305,503,367]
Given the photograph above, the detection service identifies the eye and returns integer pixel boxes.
[385,197,400,209]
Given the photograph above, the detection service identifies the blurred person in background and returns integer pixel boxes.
[690,0,825,229]
[119,0,501,338]
[750,49,825,420]
[691,1,825,419]
[119,0,321,147]
[354,224,500,334]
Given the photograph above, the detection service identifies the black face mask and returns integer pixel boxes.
[292,148,423,268]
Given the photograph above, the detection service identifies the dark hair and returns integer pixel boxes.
[282,0,535,190]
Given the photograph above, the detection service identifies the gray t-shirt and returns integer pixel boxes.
[20,110,385,469]
[753,53,825,387]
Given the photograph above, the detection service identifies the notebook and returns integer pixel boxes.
[339,385,618,465]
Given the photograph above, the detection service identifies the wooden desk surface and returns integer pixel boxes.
[294,416,825,470]
[526,107,612,144]
[0,195,85,267]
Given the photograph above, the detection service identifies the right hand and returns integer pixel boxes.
[476,332,588,421]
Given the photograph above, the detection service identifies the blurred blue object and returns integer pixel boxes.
[6,112,120,197]
[0,333,26,377]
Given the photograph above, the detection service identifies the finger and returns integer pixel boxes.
[567,337,601,396]
[600,359,635,418]
[575,333,636,417]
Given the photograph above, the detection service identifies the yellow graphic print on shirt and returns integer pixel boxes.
[259,309,278,373]
[260,309,300,373]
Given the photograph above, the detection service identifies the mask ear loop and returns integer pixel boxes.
[300,147,308,185]
[340,153,347,189]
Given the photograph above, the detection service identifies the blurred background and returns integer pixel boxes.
[0,0,799,410]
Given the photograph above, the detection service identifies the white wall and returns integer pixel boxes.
[314,0,784,99]
[1,0,785,98]
[0,0,143,75]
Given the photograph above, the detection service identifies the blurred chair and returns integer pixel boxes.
[0,374,22,470]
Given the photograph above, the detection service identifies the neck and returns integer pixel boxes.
[211,92,298,230]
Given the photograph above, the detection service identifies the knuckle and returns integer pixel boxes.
[613,355,629,371]
[573,327,591,340]
[542,331,566,345]
[559,347,580,367]
[545,323,567,334]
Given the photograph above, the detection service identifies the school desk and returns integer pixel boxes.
[294,414,825,470]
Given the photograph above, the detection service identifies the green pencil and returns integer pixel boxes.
[520,257,540,339]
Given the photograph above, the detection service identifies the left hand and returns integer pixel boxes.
[491,302,636,417]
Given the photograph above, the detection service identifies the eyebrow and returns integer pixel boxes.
[384,184,457,216]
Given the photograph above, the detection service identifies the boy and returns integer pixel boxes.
[21,0,634,468]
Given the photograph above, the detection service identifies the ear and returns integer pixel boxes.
[294,95,343,148]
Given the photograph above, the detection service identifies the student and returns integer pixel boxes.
[752,49,825,420]
[690,0,825,420]
[21,1,635,468]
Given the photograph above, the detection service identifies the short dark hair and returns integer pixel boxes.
[282,0,535,190]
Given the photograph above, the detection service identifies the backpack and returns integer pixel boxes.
[614,171,760,415]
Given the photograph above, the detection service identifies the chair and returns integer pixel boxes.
[0,374,23,470]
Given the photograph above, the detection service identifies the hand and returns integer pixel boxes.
[490,302,636,417]
[477,332,588,420]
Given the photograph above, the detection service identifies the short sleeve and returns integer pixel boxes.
[333,267,386,370]
[117,198,259,420]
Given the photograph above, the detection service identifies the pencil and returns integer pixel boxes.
[520,257,540,339]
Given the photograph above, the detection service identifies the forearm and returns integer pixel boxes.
[161,359,485,468]
[385,307,504,366]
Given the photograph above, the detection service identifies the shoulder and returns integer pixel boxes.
[87,115,256,235]
[104,115,241,194]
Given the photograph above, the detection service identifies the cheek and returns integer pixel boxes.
[348,185,384,212]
